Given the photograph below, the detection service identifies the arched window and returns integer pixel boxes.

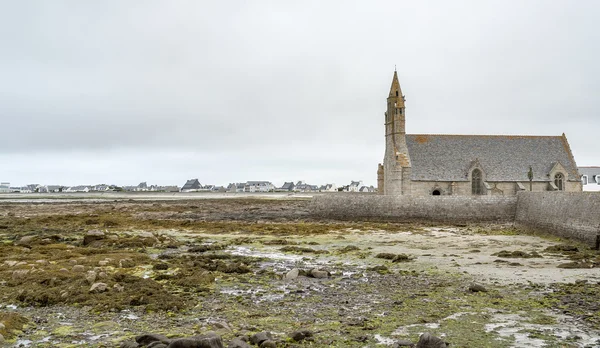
[554,173,564,191]
[472,169,484,195]
[432,189,441,196]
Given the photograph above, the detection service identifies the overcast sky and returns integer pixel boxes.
[1,1,599,187]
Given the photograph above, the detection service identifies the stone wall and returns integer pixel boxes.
[311,194,518,223]
[515,192,600,247]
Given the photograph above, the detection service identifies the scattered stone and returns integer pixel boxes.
[0,322,4,330]
[114,283,125,292]
[289,329,313,342]
[493,250,542,258]
[35,259,49,265]
[468,283,488,293]
[285,268,299,280]
[98,271,107,279]
[136,333,172,346]
[310,268,329,279]
[16,235,36,246]
[167,335,223,348]
[544,244,579,253]
[259,340,276,348]
[120,340,138,348]
[415,333,448,348]
[228,337,251,348]
[393,339,415,347]
[72,265,85,272]
[99,260,109,266]
[12,269,29,280]
[89,282,108,293]
[375,252,396,260]
[392,254,413,262]
[3,260,18,267]
[0,334,4,344]
[250,332,272,346]
[85,271,97,284]
[69,259,78,265]
[83,229,105,246]
[148,343,168,348]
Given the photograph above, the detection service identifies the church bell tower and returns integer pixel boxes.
[378,69,411,195]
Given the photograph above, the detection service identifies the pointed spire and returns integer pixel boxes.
[388,70,404,104]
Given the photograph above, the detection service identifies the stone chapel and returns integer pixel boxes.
[377,70,582,196]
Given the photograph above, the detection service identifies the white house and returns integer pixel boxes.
[347,180,363,192]
[580,167,600,192]
[64,185,91,193]
[245,181,275,192]
[319,184,337,192]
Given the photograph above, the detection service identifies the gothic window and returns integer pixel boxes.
[554,173,564,191]
[432,189,441,196]
[396,91,399,97]
[472,169,484,195]
[398,109,402,115]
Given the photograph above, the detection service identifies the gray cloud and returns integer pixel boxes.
[1,1,598,186]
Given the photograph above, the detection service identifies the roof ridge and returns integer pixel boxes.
[407,133,562,138]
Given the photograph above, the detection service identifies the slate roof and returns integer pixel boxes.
[181,179,201,191]
[405,134,580,182]
[579,167,600,184]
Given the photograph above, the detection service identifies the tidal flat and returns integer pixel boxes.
[1,197,600,347]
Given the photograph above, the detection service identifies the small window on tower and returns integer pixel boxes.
[398,109,402,115]
[396,91,399,97]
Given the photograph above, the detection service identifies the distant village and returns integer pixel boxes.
[0,180,377,194]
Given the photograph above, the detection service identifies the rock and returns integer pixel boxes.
[0,334,4,344]
[85,271,97,284]
[69,259,78,265]
[83,229,105,246]
[98,271,107,279]
[148,343,168,348]
[72,265,85,272]
[35,259,49,265]
[310,268,329,279]
[259,340,276,348]
[167,335,224,348]
[250,332,272,346]
[285,268,299,280]
[415,333,448,348]
[17,235,36,245]
[120,341,139,348]
[0,322,4,330]
[289,329,313,342]
[468,283,488,293]
[114,283,125,292]
[136,333,172,346]
[3,260,18,267]
[393,339,415,347]
[228,338,251,348]
[12,269,29,280]
[59,268,69,273]
[99,260,109,266]
[89,282,108,293]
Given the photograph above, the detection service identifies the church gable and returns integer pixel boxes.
[405,134,580,182]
